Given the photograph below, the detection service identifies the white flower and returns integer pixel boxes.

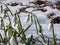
[48,24,52,31]
[6,29,12,39]
[10,36,18,45]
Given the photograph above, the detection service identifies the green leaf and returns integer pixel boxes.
[47,38,50,45]
[39,25,42,33]
[1,5,3,13]
[26,35,33,45]
[21,29,26,43]
[50,19,56,45]
[31,15,33,22]
[34,17,38,34]
[24,23,32,32]
[5,5,13,16]
[0,33,3,43]
[27,14,30,22]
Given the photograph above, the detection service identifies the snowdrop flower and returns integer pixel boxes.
[10,32,18,45]
[48,24,52,31]
[10,36,17,45]
[6,25,12,39]
[6,29,12,39]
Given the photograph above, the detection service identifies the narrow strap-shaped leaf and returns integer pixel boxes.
[47,38,50,45]
[1,5,3,13]
[5,5,13,16]
[50,19,56,45]
[34,17,38,34]
[0,33,3,43]
[27,14,30,22]
[24,23,32,32]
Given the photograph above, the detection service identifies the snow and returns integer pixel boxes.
[0,0,60,45]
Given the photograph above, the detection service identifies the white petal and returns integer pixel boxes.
[10,36,17,45]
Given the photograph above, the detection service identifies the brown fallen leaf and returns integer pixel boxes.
[56,5,60,10]
[30,0,46,5]
[52,16,60,24]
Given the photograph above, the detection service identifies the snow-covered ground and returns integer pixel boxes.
[0,0,60,45]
